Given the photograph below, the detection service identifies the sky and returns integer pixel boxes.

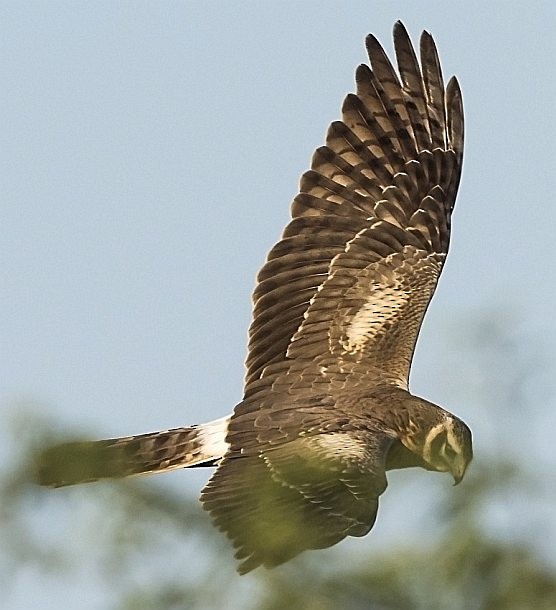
[2,1,556,608]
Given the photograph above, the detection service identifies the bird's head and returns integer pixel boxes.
[420,415,473,484]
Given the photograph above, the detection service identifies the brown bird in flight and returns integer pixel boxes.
[38,21,472,574]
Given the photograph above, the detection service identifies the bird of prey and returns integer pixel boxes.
[38,22,472,574]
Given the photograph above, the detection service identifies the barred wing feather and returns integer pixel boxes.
[244,22,463,393]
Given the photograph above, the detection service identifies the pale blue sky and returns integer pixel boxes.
[2,2,556,608]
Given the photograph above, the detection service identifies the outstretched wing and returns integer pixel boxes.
[201,429,392,573]
[244,22,463,391]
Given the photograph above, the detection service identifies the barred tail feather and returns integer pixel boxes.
[36,415,231,488]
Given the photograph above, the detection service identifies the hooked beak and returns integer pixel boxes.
[451,457,468,486]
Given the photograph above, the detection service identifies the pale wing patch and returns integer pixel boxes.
[335,248,444,386]
[341,279,405,354]
[310,432,369,460]
[287,243,444,387]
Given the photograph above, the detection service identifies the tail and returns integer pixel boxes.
[35,415,230,487]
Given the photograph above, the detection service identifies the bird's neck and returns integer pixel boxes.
[361,386,447,454]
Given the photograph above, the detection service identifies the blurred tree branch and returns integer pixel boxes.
[1,314,555,609]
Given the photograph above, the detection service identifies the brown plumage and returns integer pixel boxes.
[37,22,473,574]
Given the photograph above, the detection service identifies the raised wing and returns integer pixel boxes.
[244,22,463,392]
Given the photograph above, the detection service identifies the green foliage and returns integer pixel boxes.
[1,317,555,609]
[0,422,554,610]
